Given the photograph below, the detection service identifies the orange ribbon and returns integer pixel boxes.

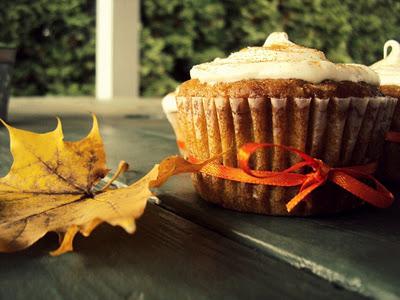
[385,131,400,143]
[176,140,186,151]
[190,143,394,212]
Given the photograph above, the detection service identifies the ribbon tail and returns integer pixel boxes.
[286,180,325,212]
[330,171,394,208]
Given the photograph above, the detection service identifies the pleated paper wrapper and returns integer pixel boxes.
[381,98,400,181]
[176,96,397,216]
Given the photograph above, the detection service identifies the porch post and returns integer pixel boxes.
[96,0,140,100]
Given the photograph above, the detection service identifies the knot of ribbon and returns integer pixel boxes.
[192,142,393,212]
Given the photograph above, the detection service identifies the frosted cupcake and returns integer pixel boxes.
[176,32,396,216]
[370,40,400,181]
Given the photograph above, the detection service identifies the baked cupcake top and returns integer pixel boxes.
[190,32,379,85]
[370,40,400,86]
[178,32,381,99]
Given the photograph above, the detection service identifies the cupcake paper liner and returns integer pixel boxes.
[164,111,186,156]
[381,98,400,181]
[176,96,397,216]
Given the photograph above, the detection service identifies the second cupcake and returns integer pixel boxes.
[370,40,400,182]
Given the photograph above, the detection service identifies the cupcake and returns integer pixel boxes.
[162,92,186,156]
[370,40,400,181]
[176,32,396,216]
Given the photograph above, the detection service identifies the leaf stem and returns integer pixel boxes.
[100,161,129,191]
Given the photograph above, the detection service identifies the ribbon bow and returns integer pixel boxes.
[195,143,394,212]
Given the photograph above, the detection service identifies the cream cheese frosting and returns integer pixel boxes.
[370,40,400,86]
[190,32,379,85]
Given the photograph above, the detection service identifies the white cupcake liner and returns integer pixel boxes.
[176,95,397,215]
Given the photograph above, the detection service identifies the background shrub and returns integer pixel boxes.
[0,0,95,96]
[141,0,400,96]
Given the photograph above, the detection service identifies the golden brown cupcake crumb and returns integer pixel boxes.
[178,79,381,99]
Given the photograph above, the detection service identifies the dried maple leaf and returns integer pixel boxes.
[0,116,203,256]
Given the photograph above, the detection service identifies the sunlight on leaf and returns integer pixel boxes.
[0,116,207,256]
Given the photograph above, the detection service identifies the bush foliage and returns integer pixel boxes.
[0,0,95,96]
[1,1,399,96]
[141,0,400,96]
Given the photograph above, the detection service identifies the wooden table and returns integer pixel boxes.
[0,114,398,300]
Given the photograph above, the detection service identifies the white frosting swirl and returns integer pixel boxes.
[370,40,400,86]
[190,32,379,85]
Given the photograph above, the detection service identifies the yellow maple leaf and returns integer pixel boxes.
[0,115,107,195]
[0,116,206,256]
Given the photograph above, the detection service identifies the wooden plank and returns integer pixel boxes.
[8,98,165,118]
[78,116,399,300]
[1,117,376,296]
[0,204,365,299]
[0,115,365,299]
[157,177,400,299]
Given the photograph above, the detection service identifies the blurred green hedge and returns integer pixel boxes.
[0,0,95,96]
[1,1,399,96]
[141,0,400,96]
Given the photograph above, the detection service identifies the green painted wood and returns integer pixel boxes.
[0,202,363,299]
[0,115,367,299]
[157,176,400,299]
[83,115,399,300]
